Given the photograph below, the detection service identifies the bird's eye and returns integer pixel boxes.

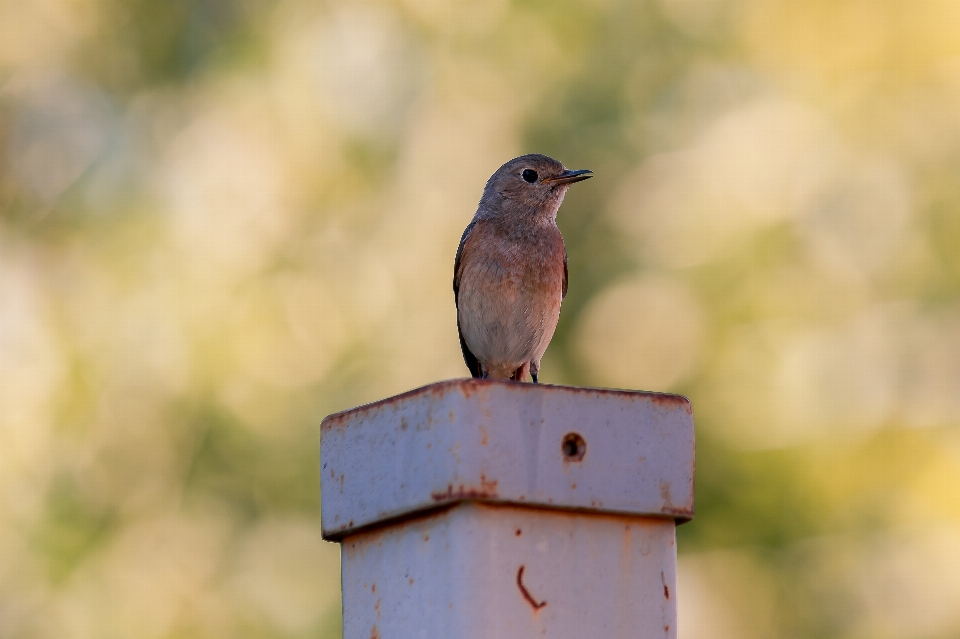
[521,169,538,183]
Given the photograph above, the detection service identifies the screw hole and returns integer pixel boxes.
[561,433,586,461]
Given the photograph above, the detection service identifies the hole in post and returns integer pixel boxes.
[561,433,586,461]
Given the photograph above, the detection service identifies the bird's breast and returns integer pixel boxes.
[457,222,565,364]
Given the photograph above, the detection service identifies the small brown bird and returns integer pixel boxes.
[454,154,592,382]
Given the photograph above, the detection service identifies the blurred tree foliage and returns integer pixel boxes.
[3,0,960,637]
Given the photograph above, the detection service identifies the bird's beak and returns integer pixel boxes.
[543,169,593,185]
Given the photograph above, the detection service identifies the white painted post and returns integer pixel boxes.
[321,379,695,639]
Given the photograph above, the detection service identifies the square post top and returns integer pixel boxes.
[321,379,695,540]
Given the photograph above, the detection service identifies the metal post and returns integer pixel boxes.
[321,379,695,639]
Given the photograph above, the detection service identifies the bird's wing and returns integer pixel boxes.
[562,248,568,299]
[453,221,482,378]
[452,220,474,301]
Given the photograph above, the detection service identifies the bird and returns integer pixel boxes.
[453,154,592,382]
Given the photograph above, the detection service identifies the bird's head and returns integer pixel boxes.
[478,154,592,222]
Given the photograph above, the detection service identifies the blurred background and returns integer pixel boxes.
[3,0,960,637]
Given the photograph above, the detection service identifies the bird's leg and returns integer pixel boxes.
[480,362,489,379]
[530,360,540,384]
[511,362,531,382]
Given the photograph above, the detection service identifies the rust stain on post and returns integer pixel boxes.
[459,380,482,398]
[647,393,691,411]
[659,481,672,501]
[659,505,694,522]
[516,565,547,611]
[431,475,498,502]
